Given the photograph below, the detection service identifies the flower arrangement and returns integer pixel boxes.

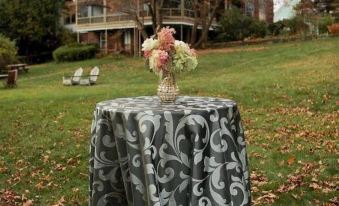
[142,27,198,75]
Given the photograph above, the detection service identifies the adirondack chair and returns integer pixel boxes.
[63,68,83,86]
[4,69,18,88]
[80,66,100,86]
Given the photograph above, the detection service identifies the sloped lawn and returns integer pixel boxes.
[0,37,338,205]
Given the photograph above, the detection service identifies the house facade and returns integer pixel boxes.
[225,0,274,23]
[62,0,273,55]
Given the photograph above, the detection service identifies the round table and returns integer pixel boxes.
[89,96,251,206]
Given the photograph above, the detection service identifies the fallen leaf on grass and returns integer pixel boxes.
[23,199,33,206]
[0,189,24,205]
[42,155,49,163]
[287,156,296,166]
[35,181,45,190]
[250,152,264,158]
[277,174,304,193]
[52,196,66,206]
[309,182,321,190]
[54,164,66,171]
[0,166,8,173]
[291,193,300,199]
[250,171,268,187]
[253,191,278,205]
[329,197,339,205]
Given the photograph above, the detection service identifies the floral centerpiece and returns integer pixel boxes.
[142,27,198,103]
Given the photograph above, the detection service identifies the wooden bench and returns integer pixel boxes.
[4,70,17,88]
[4,64,30,73]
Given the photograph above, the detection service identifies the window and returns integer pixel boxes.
[64,14,76,25]
[163,0,181,8]
[100,32,106,49]
[92,6,103,16]
[246,0,254,16]
[124,31,131,45]
[79,5,103,17]
[258,0,266,21]
[79,6,89,17]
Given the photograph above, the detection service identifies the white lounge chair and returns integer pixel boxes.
[80,66,100,86]
[63,68,83,86]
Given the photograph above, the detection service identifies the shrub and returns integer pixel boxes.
[284,17,309,35]
[268,21,285,36]
[250,21,268,38]
[0,34,18,69]
[318,15,335,33]
[58,28,77,45]
[53,43,98,62]
[328,23,339,35]
[216,8,268,41]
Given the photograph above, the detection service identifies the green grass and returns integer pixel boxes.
[0,37,338,205]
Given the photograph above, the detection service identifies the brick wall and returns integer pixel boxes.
[107,31,123,53]
[224,0,274,23]
[250,0,273,23]
[265,0,273,24]
[80,32,99,44]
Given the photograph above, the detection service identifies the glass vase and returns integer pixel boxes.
[157,70,179,103]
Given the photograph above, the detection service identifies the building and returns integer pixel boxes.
[62,0,274,55]
[224,0,274,23]
[62,0,77,31]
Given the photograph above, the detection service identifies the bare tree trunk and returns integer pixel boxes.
[190,0,199,46]
[148,0,164,34]
[148,0,157,33]
[155,0,163,32]
[194,0,223,48]
[196,1,208,48]
[133,13,148,39]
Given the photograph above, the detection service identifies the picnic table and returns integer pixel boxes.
[0,74,8,79]
[5,64,30,73]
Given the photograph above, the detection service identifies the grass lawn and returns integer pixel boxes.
[0,37,338,205]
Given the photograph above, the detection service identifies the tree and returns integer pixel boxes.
[312,0,336,14]
[190,0,224,48]
[118,0,223,48]
[0,34,17,69]
[0,0,64,59]
[216,8,267,41]
[295,0,337,17]
[294,0,337,34]
[118,0,166,39]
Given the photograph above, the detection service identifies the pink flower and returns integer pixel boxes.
[157,27,176,51]
[157,50,169,69]
[144,51,151,58]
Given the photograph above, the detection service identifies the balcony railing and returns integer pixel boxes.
[77,8,195,25]
[78,16,105,24]
[106,14,133,22]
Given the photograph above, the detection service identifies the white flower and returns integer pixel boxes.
[149,50,160,72]
[174,40,190,50]
[172,41,198,73]
[142,38,159,51]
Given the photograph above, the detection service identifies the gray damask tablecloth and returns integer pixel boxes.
[89,96,251,206]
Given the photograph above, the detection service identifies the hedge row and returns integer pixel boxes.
[53,43,98,62]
